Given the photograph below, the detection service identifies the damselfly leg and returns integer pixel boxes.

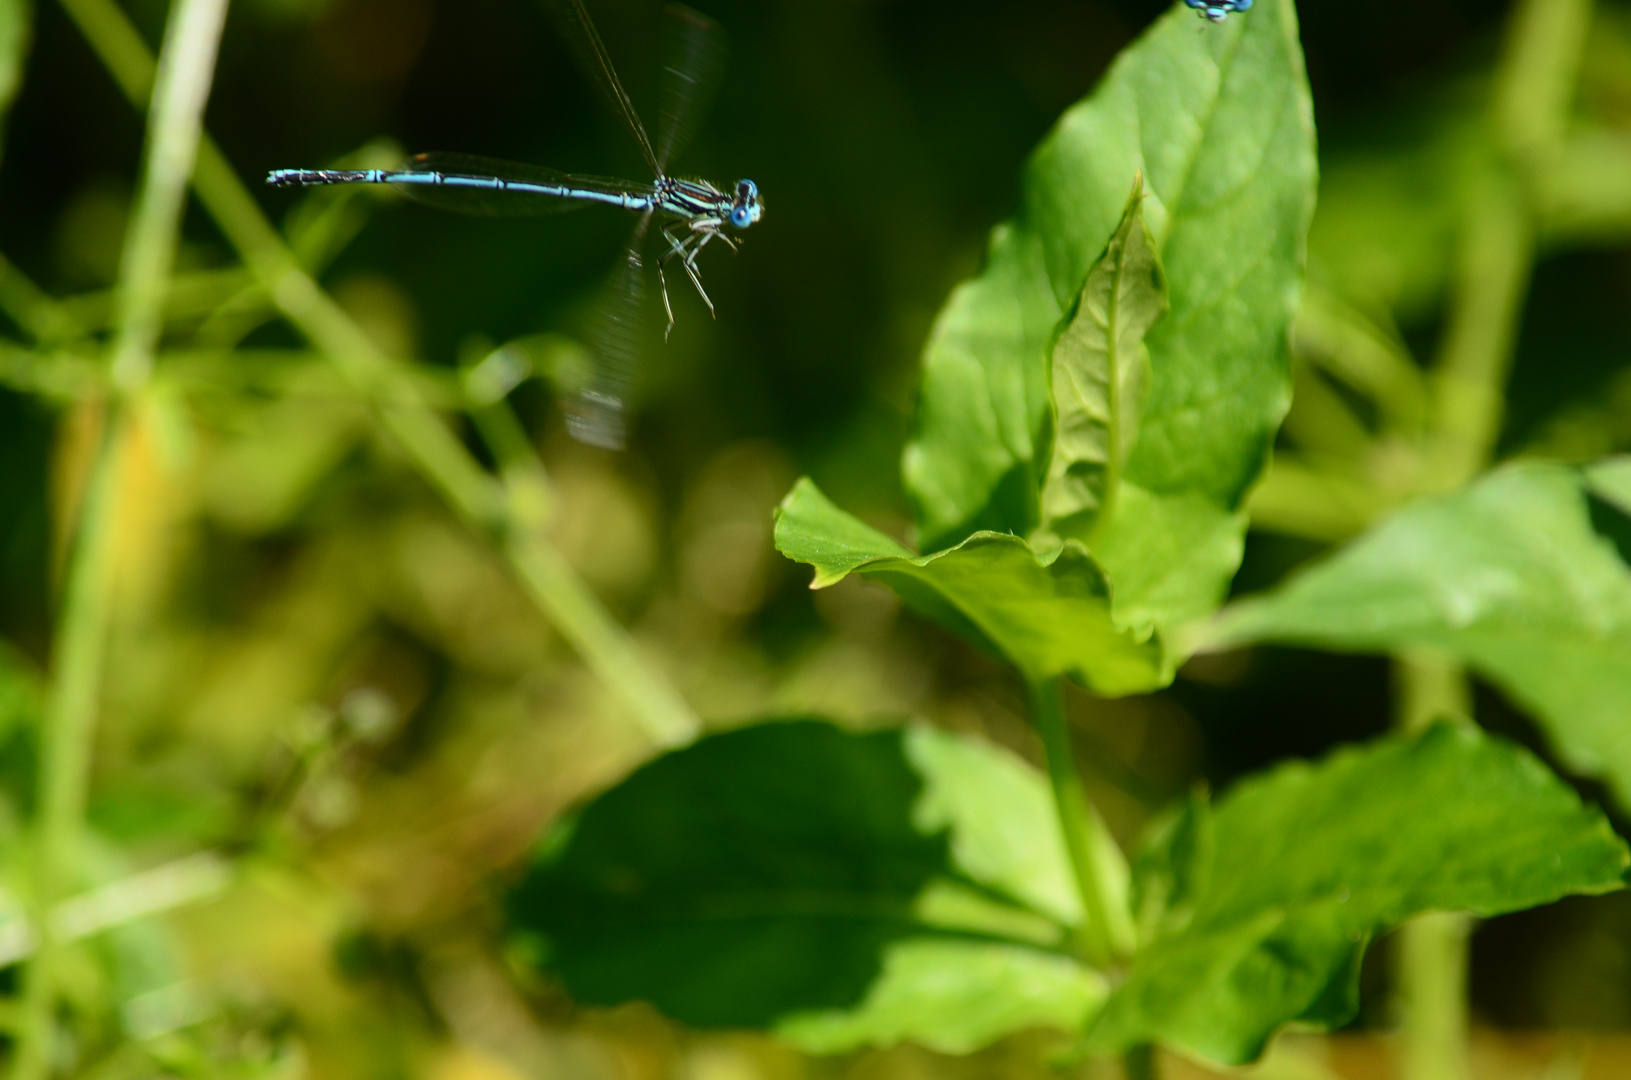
[656,217,741,335]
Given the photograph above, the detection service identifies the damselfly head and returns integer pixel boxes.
[1183,0,1251,20]
[729,179,762,228]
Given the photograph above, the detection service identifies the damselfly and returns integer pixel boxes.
[266,1,761,449]
[1184,0,1251,21]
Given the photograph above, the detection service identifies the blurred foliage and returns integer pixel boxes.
[2,0,1631,1076]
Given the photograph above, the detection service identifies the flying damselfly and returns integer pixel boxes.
[266,1,762,450]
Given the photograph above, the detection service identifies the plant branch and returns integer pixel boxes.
[56,0,700,749]
[1393,647,1475,1080]
[1396,4,1593,1077]
[1428,0,1591,490]
[1245,456,1389,543]
[1122,1043,1157,1080]
[1029,677,1128,969]
[14,411,120,1080]
[15,0,230,1074]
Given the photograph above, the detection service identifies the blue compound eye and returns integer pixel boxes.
[730,206,752,228]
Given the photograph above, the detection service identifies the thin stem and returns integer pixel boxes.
[1393,1,1592,1076]
[1392,649,1473,1080]
[1426,170,1533,490]
[1426,0,1589,493]
[13,412,121,1080]
[56,0,700,749]
[15,1,231,1073]
[1245,456,1388,543]
[507,538,693,747]
[1029,677,1127,968]
[0,0,31,172]
[1396,912,1472,1080]
[1393,649,1471,734]
[107,0,228,390]
[1122,1044,1158,1080]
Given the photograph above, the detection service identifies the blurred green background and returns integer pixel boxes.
[4,0,1631,1076]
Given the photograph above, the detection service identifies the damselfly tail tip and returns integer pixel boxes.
[566,391,628,451]
[266,168,375,188]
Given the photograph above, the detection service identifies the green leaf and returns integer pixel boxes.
[775,937,1105,1055]
[510,719,1107,1051]
[771,476,915,588]
[1129,790,1211,942]
[1586,456,1631,517]
[901,0,1315,641]
[775,479,1164,694]
[1086,723,1628,1064]
[1040,176,1167,545]
[1198,460,1631,804]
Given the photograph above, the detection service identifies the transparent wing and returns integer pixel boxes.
[545,0,662,178]
[386,152,653,217]
[655,5,727,175]
[566,209,653,449]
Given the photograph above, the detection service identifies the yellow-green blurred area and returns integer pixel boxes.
[3,0,1631,1076]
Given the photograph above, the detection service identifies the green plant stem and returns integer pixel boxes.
[459,390,694,748]
[15,0,230,1074]
[0,0,30,172]
[1394,649,1471,734]
[56,0,700,749]
[1428,0,1589,492]
[107,0,227,389]
[1427,170,1533,490]
[1392,649,1473,1080]
[13,412,121,1080]
[1396,911,1473,1080]
[1392,1,1591,1076]
[1122,1044,1158,1080]
[1030,677,1122,968]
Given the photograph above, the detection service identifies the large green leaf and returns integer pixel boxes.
[1040,177,1167,545]
[775,937,1103,1055]
[775,479,1164,694]
[1086,723,1628,1064]
[1197,460,1631,804]
[509,719,1110,1051]
[902,0,1315,638]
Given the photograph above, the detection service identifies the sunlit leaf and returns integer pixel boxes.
[775,936,1105,1055]
[1198,460,1631,805]
[509,719,1109,1050]
[1086,723,1628,1064]
[775,479,1164,694]
[902,0,1316,646]
[1040,176,1166,545]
